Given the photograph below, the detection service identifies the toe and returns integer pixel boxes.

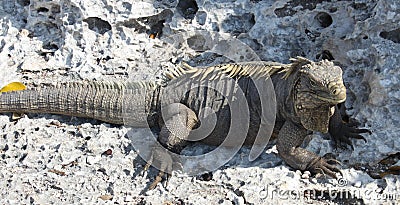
[148,171,165,190]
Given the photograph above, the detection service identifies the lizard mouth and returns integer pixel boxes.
[315,95,346,104]
[299,91,346,105]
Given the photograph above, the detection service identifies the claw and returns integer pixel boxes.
[309,157,342,179]
[324,168,339,179]
[322,163,340,179]
[326,158,342,166]
[148,171,166,190]
[144,156,153,172]
[314,167,324,176]
[338,170,343,177]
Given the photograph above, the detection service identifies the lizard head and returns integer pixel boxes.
[293,59,346,133]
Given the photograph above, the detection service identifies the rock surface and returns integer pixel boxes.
[0,0,399,204]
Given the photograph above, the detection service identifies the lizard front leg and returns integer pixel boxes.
[146,103,199,190]
[329,104,369,149]
[277,121,340,178]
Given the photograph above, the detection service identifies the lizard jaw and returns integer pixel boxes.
[315,94,346,104]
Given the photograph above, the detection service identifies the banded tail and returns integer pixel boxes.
[0,81,158,125]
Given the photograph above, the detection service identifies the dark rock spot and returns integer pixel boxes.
[316,50,334,60]
[122,2,132,11]
[37,7,49,13]
[50,185,63,191]
[43,43,59,50]
[329,7,337,13]
[32,22,59,38]
[122,169,130,175]
[13,131,20,140]
[234,188,244,197]
[187,34,206,51]
[19,153,27,162]
[84,17,112,35]
[62,4,81,25]
[0,40,5,51]
[177,0,199,20]
[21,144,27,150]
[3,1,15,13]
[211,22,220,32]
[54,144,61,151]
[221,13,255,35]
[299,0,325,10]
[237,35,262,54]
[314,12,332,28]
[149,20,165,38]
[305,28,320,42]
[350,2,378,21]
[274,7,297,17]
[121,19,142,29]
[274,0,324,17]
[196,11,207,25]
[106,183,114,195]
[51,5,60,13]
[199,172,213,181]
[188,52,230,67]
[379,28,400,44]
[29,196,34,204]
[16,0,30,6]
[120,10,172,38]
[351,2,367,10]
[2,144,8,151]
[29,22,62,51]
[97,168,107,175]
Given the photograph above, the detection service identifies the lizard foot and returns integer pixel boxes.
[308,157,342,179]
[143,146,177,190]
[331,121,370,150]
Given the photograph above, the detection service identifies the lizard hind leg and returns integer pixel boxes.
[145,103,199,190]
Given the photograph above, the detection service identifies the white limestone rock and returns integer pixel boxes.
[0,0,399,204]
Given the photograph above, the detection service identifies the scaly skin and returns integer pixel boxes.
[0,57,368,189]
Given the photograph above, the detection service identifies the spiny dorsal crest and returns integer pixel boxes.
[279,56,313,79]
[165,61,286,81]
[164,56,321,82]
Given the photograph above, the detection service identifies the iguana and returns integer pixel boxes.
[0,57,368,189]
